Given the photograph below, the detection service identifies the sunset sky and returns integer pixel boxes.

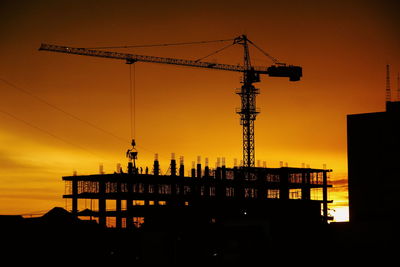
[0,0,399,221]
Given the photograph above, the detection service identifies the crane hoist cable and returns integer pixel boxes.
[126,62,139,167]
[129,63,136,140]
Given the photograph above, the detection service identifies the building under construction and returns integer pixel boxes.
[63,156,333,229]
[43,35,333,234]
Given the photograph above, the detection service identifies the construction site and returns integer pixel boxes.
[3,1,400,263]
[2,35,337,264]
[36,35,333,228]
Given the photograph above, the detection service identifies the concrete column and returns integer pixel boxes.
[116,182,122,228]
[221,165,226,180]
[170,157,177,205]
[72,180,78,215]
[279,169,289,200]
[126,182,134,228]
[235,169,245,199]
[196,164,202,178]
[301,171,311,200]
[171,153,177,176]
[144,182,149,206]
[256,170,265,200]
[98,198,106,227]
[116,199,122,228]
[204,166,210,178]
[322,171,328,223]
[215,167,221,180]
[98,181,106,227]
[179,156,185,177]
[196,156,202,178]
[153,154,160,176]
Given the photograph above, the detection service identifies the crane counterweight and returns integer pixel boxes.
[267,65,302,81]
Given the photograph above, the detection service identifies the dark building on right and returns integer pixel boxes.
[347,100,400,224]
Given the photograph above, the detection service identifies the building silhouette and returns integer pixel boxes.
[59,161,333,264]
[63,162,333,227]
[347,101,400,223]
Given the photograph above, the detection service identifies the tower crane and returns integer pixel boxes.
[39,35,302,168]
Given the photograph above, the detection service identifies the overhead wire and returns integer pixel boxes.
[0,78,158,157]
[0,78,127,144]
[0,108,104,159]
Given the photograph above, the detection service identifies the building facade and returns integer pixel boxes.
[347,101,400,223]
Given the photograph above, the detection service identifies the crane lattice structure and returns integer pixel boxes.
[39,35,302,168]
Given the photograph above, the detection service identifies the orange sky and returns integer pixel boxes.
[0,0,399,221]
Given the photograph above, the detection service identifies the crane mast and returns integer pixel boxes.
[234,35,259,168]
[39,35,302,169]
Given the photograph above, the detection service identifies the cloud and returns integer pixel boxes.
[0,150,43,171]
[332,202,349,207]
[0,192,59,201]
[331,177,348,192]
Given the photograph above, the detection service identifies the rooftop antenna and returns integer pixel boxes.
[386,64,391,103]
[397,72,400,101]
[99,163,104,174]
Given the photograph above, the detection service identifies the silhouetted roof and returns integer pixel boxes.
[77,208,94,216]
[40,207,81,224]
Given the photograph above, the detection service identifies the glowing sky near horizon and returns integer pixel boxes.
[0,0,399,221]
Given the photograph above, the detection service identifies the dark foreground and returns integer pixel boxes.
[1,208,398,265]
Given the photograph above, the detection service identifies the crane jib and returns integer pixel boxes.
[39,43,244,73]
[39,43,302,81]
